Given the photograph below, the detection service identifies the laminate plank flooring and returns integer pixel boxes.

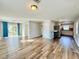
[0,36,79,59]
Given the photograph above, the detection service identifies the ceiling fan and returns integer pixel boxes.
[33,0,41,3]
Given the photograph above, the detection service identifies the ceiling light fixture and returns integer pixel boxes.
[30,0,40,11]
[31,5,38,11]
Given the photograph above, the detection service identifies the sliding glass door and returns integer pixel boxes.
[8,23,22,37]
[8,23,18,37]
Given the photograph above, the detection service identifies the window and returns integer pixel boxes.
[63,25,69,30]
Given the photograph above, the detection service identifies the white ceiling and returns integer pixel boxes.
[0,0,79,21]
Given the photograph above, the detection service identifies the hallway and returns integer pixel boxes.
[0,36,79,59]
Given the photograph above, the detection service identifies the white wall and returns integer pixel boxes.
[74,19,79,46]
[22,23,28,37]
[28,20,55,39]
[0,22,3,37]
[25,23,28,36]
[51,22,54,38]
[42,20,54,39]
[29,21,42,38]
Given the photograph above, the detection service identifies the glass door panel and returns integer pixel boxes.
[8,23,18,37]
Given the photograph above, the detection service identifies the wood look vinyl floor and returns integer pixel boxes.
[0,36,79,59]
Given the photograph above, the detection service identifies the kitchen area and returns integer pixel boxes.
[53,22,74,38]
